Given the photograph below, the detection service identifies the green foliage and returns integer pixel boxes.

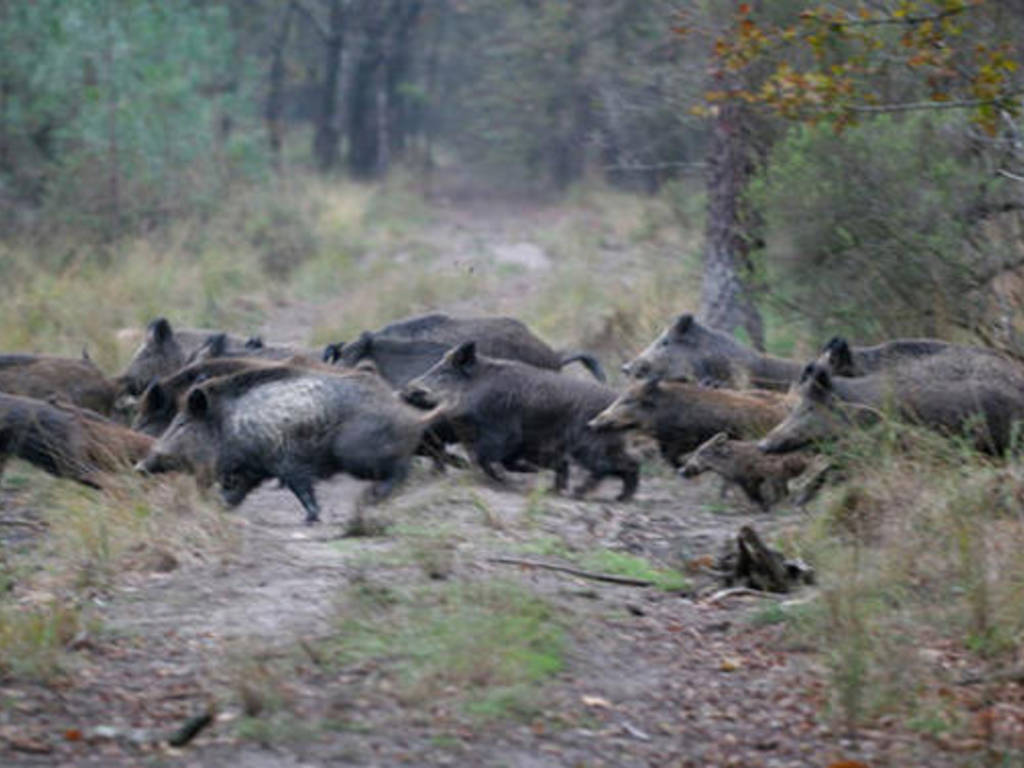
[750,113,1013,339]
[1,0,265,239]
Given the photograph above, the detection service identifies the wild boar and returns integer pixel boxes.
[132,357,279,437]
[402,342,638,500]
[345,312,607,381]
[323,333,455,387]
[0,352,116,416]
[758,359,1024,455]
[622,314,804,389]
[587,377,790,467]
[115,317,252,398]
[186,333,317,365]
[0,393,153,488]
[679,432,809,511]
[623,313,973,390]
[136,365,445,524]
[817,335,993,377]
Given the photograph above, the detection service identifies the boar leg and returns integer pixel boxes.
[552,459,570,494]
[615,465,639,501]
[572,472,601,499]
[284,478,321,524]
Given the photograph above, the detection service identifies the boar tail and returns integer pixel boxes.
[558,351,606,382]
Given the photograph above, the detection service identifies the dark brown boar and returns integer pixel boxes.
[0,393,153,488]
[348,312,607,381]
[587,378,790,467]
[115,318,253,398]
[0,352,116,416]
[187,333,318,365]
[758,358,1024,455]
[679,432,808,511]
[136,365,445,524]
[623,313,978,390]
[402,342,638,500]
[817,335,994,377]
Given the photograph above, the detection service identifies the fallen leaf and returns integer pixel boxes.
[581,695,613,709]
[720,656,744,672]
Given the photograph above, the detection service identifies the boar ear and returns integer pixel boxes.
[823,336,854,375]
[186,388,210,419]
[142,382,166,412]
[451,341,477,372]
[205,333,229,358]
[245,335,264,350]
[148,317,173,345]
[322,342,343,364]
[672,314,693,337]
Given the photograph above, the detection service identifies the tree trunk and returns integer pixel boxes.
[265,4,294,173]
[699,100,765,351]
[313,0,344,172]
[346,45,380,177]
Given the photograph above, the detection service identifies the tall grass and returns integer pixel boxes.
[787,423,1024,754]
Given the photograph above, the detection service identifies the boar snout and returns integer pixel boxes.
[402,384,436,409]
[678,462,701,478]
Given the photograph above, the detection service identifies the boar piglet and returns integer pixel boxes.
[0,352,116,416]
[402,342,638,500]
[680,432,808,511]
[588,377,790,467]
[758,359,1024,455]
[372,312,607,381]
[0,393,153,488]
[137,365,445,524]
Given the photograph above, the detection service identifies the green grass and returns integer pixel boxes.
[578,549,690,592]
[0,599,90,683]
[330,579,565,721]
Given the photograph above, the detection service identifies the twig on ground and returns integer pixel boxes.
[487,556,654,587]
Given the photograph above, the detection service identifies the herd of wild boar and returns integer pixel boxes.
[2,310,1024,524]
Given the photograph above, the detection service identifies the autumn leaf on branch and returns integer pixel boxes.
[701,1,1022,135]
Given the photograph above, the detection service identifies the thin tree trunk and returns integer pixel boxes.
[699,100,765,350]
[313,0,344,172]
[266,5,295,172]
[103,12,120,240]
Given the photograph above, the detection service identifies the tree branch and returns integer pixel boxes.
[846,95,1022,115]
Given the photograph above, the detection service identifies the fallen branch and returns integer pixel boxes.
[957,667,1024,686]
[487,557,654,587]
